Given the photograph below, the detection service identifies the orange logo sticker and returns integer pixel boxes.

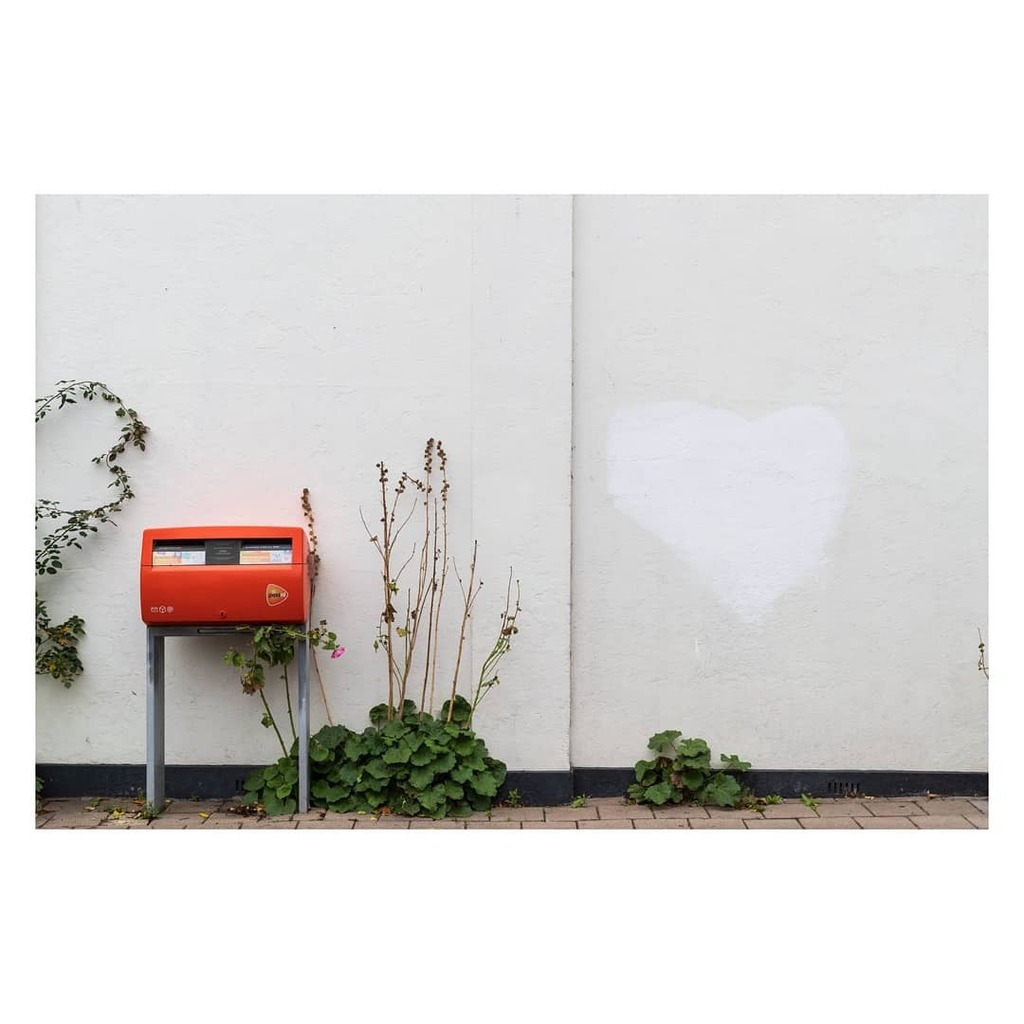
[266,584,289,607]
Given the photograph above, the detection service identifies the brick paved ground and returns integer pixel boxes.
[35,794,989,829]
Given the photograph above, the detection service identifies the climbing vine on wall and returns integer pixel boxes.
[36,380,149,686]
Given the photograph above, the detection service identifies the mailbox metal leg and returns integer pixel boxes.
[297,630,310,813]
[144,624,309,813]
[146,628,165,811]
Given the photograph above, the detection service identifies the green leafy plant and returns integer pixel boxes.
[739,793,783,812]
[240,696,507,820]
[243,755,302,816]
[799,793,819,811]
[570,794,589,809]
[225,620,340,758]
[138,801,162,821]
[502,788,524,809]
[36,380,149,686]
[627,730,752,808]
[242,442,520,819]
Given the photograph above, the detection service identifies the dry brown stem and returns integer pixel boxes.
[448,539,481,721]
[302,487,333,725]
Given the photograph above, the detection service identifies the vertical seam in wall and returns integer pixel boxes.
[468,197,476,680]
[568,194,576,772]
[469,197,475,558]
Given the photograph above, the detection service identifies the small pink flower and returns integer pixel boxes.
[331,646,346,659]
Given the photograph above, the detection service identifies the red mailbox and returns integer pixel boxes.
[140,526,311,625]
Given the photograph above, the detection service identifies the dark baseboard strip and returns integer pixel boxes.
[35,764,265,801]
[36,764,988,804]
[569,768,989,801]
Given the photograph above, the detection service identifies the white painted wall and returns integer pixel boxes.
[36,194,987,776]
[35,195,572,770]
[571,195,987,771]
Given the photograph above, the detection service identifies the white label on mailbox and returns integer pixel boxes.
[241,542,292,564]
[153,549,205,565]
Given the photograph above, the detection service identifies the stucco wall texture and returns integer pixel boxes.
[35,195,987,774]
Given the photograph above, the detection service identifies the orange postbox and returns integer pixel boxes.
[140,526,311,625]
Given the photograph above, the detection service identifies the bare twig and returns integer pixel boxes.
[427,446,450,714]
[302,488,333,725]
[448,541,481,720]
[379,464,399,716]
[467,569,521,729]
[420,496,441,714]
[385,440,436,717]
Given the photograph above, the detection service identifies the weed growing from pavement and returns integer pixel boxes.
[238,441,522,820]
[628,730,753,808]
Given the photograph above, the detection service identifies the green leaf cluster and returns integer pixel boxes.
[242,756,301,816]
[241,696,507,820]
[225,620,341,758]
[626,730,752,808]
[35,598,86,687]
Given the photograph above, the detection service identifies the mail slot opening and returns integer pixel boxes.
[151,538,295,566]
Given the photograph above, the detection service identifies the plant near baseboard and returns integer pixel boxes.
[225,620,341,759]
[138,801,161,821]
[240,696,507,819]
[35,379,149,686]
[242,441,520,818]
[244,754,303,816]
[740,793,784,813]
[627,730,753,809]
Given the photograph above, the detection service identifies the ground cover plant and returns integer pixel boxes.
[243,697,507,818]
[237,440,520,818]
[627,729,753,808]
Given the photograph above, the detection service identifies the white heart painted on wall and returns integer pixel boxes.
[608,402,850,623]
